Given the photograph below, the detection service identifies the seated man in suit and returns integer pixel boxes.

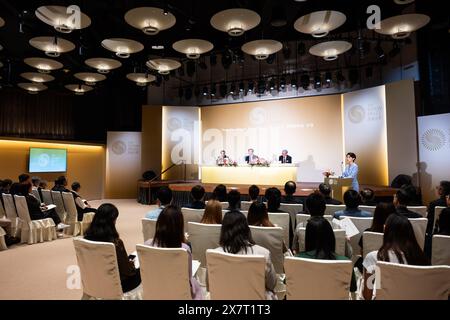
[282,181,302,204]
[360,188,377,206]
[145,186,172,220]
[279,149,292,164]
[52,176,71,193]
[245,148,259,164]
[184,185,206,209]
[334,190,372,219]
[71,182,97,221]
[318,183,342,205]
[393,188,422,218]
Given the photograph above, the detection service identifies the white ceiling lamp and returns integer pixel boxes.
[172,39,214,59]
[241,40,282,60]
[210,8,261,36]
[24,57,63,73]
[35,5,91,33]
[85,58,122,74]
[74,72,106,85]
[20,72,55,83]
[394,0,415,4]
[29,36,75,57]
[375,14,430,39]
[0,17,5,28]
[65,84,93,95]
[101,38,144,58]
[18,83,47,94]
[126,73,156,86]
[294,10,346,38]
[146,58,181,75]
[124,7,176,35]
[309,40,352,61]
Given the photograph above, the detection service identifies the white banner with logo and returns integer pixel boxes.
[417,113,450,203]
[106,131,142,198]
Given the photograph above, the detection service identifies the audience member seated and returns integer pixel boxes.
[318,183,342,205]
[427,181,450,234]
[200,200,222,224]
[282,181,302,204]
[184,185,206,209]
[226,189,241,211]
[85,203,141,292]
[145,186,172,220]
[334,190,372,219]
[0,179,12,194]
[265,188,285,213]
[248,184,260,202]
[71,182,98,221]
[393,188,422,218]
[37,180,47,201]
[18,183,69,230]
[402,184,423,206]
[9,182,22,196]
[360,188,377,206]
[212,184,227,202]
[435,207,450,235]
[18,173,31,185]
[144,205,202,299]
[296,216,356,293]
[212,210,277,300]
[362,214,429,300]
[52,176,71,193]
[31,176,40,189]
[247,202,275,227]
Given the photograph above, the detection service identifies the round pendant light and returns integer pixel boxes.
[241,40,282,60]
[20,72,55,83]
[85,58,122,73]
[146,58,181,75]
[309,41,352,61]
[124,7,176,35]
[394,0,415,4]
[101,38,144,58]
[35,5,91,33]
[126,73,156,86]
[374,14,430,39]
[65,84,93,95]
[74,72,106,85]
[24,57,63,73]
[172,39,214,59]
[210,8,260,36]
[29,36,75,57]
[294,10,346,38]
[18,82,47,94]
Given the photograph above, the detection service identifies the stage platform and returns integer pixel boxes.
[138,180,397,206]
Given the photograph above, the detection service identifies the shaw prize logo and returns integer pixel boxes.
[421,128,446,152]
[348,105,366,124]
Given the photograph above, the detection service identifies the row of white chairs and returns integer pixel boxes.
[73,237,450,300]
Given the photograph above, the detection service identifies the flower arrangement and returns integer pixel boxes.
[322,169,335,178]
[216,157,238,167]
[249,158,270,167]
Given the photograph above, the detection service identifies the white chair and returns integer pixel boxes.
[31,189,42,203]
[73,237,142,300]
[325,204,346,216]
[433,206,446,231]
[339,216,373,258]
[51,191,67,223]
[181,208,204,232]
[136,245,192,300]
[407,206,428,218]
[280,203,303,234]
[250,226,284,274]
[188,222,221,267]
[296,227,346,256]
[141,218,157,242]
[14,195,56,244]
[222,210,247,218]
[2,193,19,237]
[241,201,254,211]
[284,256,353,300]
[268,212,290,246]
[375,261,450,300]
[206,249,266,300]
[362,231,383,258]
[359,205,376,215]
[295,213,333,228]
[220,202,229,210]
[432,235,450,265]
[0,199,6,219]
[408,218,428,250]
[0,226,7,251]
[62,192,80,236]
[41,189,53,205]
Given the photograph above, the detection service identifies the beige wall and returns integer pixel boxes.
[141,106,162,176]
[385,80,418,184]
[0,138,105,199]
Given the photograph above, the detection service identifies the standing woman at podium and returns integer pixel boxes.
[342,152,359,192]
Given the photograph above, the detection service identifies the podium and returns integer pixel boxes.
[324,177,354,202]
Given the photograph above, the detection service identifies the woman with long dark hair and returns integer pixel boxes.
[144,205,202,299]
[212,184,227,202]
[84,203,141,292]
[213,210,277,299]
[359,202,396,250]
[362,214,429,300]
[247,202,274,227]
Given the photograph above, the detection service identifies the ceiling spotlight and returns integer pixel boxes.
[29,36,75,57]
[211,84,217,97]
[18,82,47,94]
[269,79,275,91]
[127,73,156,86]
[101,38,144,58]
[375,14,430,39]
[66,84,93,95]
[314,74,322,88]
[279,77,286,90]
[290,77,297,88]
[202,86,208,96]
[151,45,164,50]
[20,72,55,83]
[325,72,332,83]
[300,74,310,90]
[24,57,63,73]
[229,83,236,95]
[248,81,254,92]
[74,72,106,85]
[239,82,245,93]
[309,41,352,61]
[125,7,176,35]
[210,8,261,37]
[146,58,181,75]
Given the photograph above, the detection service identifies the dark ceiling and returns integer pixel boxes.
[0,0,445,95]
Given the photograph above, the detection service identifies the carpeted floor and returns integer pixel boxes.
[0,199,155,300]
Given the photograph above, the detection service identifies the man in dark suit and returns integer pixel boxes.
[279,150,292,164]
[393,188,421,218]
[245,148,259,164]
[318,183,342,205]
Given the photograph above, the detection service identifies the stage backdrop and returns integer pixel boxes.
[418,113,450,203]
